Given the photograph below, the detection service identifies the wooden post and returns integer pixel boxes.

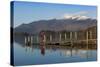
[86,31,89,49]
[60,33,62,41]
[28,36,30,42]
[75,32,77,40]
[36,36,39,43]
[43,34,46,43]
[70,32,73,48]
[65,33,67,41]
[90,31,92,39]
[50,34,52,42]
[25,36,27,44]
[70,32,72,40]
[31,36,33,44]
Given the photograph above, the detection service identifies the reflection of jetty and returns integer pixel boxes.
[23,44,96,58]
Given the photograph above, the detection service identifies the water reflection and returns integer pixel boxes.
[13,34,97,66]
[40,42,45,56]
[16,38,96,58]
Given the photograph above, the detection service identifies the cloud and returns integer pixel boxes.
[64,15,90,20]
[63,14,72,19]
[74,11,89,15]
[63,11,90,20]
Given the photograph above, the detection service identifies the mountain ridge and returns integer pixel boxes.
[14,18,97,34]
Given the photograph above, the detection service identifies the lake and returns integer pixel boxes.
[13,41,97,66]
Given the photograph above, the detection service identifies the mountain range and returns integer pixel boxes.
[14,18,97,34]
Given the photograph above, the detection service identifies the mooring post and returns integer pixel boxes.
[70,32,72,40]
[86,31,89,49]
[31,35,33,44]
[65,33,67,41]
[70,32,73,47]
[75,32,77,40]
[43,34,46,43]
[50,34,52,42]
[59,33,62,42]
[25,36,27,44]
[90,31,92,39]
[36,35,39,43]
[28,36,30,43]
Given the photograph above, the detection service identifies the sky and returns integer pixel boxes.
[12,1,97,27]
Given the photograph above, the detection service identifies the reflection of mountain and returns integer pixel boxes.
[14,18,97,34]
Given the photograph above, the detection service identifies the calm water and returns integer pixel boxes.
[14,42,97,66]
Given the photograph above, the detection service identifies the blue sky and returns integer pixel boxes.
[12,1,97,27]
